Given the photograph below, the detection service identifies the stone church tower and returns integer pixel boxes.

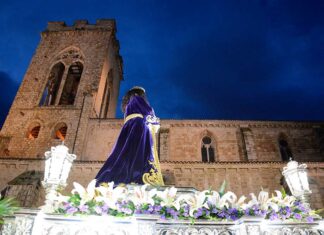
[0,19,123,159]
[0,19,323,209]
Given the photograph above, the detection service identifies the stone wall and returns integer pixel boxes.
[80,119,324,162]
[0,159,322,209]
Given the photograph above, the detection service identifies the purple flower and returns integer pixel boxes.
[270,213,279,221]
[63,202,72,209]
[183,212,189,217]
[197,208,203,216]
[306,216,314,223]
[101,204,109,213]
[142,209,149,214]
[171,210,178,216]
[294,213,302,220]
[154,205,162,212]
[260,210,266,217]
[228,208,238,214]
[212,208,218,214]
[230,214,238,221]
[298,204,308,213]
[78,205,89,213]
[66,206,78,214]
[294,201,302,206]
[244,208,251,216]
[218,210,226,218]
[148,205,154,213]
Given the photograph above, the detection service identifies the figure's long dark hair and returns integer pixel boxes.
[121,87,147,113]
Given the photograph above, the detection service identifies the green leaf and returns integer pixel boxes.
[315,208,324,217]
[218,180,227,197]
[0,197,19,222]
[280,187,287,198]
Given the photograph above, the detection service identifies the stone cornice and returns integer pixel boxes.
[0,158,322,168]
[88,118,324,129]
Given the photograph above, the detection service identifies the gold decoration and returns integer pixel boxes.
[142,115,164,186]
[124,113,143,124]
[124,113,164,186]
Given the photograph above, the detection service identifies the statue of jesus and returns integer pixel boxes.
[95,86,164,186]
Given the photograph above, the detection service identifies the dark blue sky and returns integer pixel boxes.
[0,0,323,127]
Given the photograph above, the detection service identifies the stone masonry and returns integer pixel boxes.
[0,19,323,208]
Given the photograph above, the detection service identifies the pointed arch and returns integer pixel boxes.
[54,46,85,63]
[200,130,217,162]
[40,62,65,106]
[59,62,83,105]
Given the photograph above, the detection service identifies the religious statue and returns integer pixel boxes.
[95,86,164,186]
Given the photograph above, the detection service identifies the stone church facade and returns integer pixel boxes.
[0,20,323,208]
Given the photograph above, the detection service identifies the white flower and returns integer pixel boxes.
[181,191,208,217]
[247,190,269,210]
[95,182,127,210]
[235,195,247,209]
[216,191,247,210]
[41,191,70,213]
[71,179,97,205]
[157,187,180,210]
[219,191,237,209]
[270,190,296,210]
[204,190,220,209]
[130,184,157,206]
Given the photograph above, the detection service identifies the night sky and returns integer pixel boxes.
[0,0,323,128]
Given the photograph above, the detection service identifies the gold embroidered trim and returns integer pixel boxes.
[124,113,143,124]
[142,117,165,186]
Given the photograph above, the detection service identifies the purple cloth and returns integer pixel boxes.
[95,96,155,185]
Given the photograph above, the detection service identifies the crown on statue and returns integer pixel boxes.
[129,86,146,93]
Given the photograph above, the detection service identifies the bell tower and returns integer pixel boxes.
[0,19,123,159]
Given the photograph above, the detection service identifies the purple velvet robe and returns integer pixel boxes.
[95,95,156,185]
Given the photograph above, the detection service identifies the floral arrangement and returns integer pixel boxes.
[47,180,320,223]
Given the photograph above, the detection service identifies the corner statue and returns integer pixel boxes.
[95,86,164,186]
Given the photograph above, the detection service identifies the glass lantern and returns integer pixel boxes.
[43,143,76,188]
[282,159,312,203]
[42,143,76,212]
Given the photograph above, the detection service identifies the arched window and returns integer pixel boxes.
[59,62,83,105]
[278,138,293,161]
[27,125,41,139]
[201,136,215,162]
[40,62,65,106]
[53,123,68,141]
